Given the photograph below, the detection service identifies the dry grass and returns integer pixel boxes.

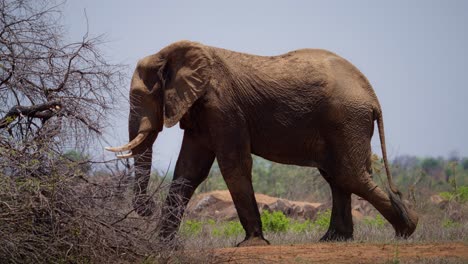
[176,196,467,264]
[1,152,465,264]
[0,144,177,263]
[1,144,465,263]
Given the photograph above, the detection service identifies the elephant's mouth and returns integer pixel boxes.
[105,132,149,158]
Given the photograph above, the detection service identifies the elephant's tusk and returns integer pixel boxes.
[116,152,134,159]
[105,132,149,152]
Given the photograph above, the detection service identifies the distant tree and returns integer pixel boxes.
[448,150,460,162]
[392,155,419,171]
[421,157,441,173]
[462,158,468,170]
[421,157,445,182]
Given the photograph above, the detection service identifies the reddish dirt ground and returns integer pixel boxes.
[213,242,467,263]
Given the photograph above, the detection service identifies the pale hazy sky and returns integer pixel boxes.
[64,0,468,169]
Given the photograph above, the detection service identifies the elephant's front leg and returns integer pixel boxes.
[216,140,270,247]
[159,132,215,243]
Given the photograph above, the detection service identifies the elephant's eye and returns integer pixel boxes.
[158,63,170,86]
[163,68,171,82]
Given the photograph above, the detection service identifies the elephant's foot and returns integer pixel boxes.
[132,194,155,217]
[236,236,270,247]
[319,229,353,242]
[394,221,417,239]
[388,190,419,239]
[393,211,418,239]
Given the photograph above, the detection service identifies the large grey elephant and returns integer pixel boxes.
[106,40,418,246]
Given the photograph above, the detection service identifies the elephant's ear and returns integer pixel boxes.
[162,42,212,127]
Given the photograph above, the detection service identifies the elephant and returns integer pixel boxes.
[106,40,418,246]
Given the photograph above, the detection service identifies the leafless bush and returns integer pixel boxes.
[0,143,174,263]
[0,0,189,262]
[0,0,124,149]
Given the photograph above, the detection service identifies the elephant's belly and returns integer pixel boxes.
[250,133,326,168]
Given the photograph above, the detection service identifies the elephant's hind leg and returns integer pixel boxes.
[318,108,377,241]
[319,170,354,241]
[353,176,418,238]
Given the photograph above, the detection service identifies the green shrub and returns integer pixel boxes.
[261,211,290,232]
[362,214,386,228]
[439,185,468,203]
[439,191,454,200]
[181,219,244,237]
[442,219,460,228]
[290,220,314,233]
[312,209,331,230]
[222,221,244,236]
[456,186,468,203]
[180,209,340,238]
[181,220,203,236]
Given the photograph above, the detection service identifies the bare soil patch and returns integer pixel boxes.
[212,242,467,263]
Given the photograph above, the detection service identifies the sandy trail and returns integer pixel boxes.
[212,242,467,263]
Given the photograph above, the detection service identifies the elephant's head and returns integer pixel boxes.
[106,41,212,216]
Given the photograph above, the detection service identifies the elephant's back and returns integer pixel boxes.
[210,47,336,96]
[210,47,337,75]
[324,53,381,113]
[209,45,381,116]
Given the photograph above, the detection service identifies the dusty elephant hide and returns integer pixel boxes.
[107,40,418,246]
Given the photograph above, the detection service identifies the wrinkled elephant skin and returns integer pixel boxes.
[106,41,418,246]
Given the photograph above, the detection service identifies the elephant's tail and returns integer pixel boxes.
[375,110,402,198]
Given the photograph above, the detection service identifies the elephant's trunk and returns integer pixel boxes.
[106,64,164,216]
[127,111,160,216]
[133,147,153,192]
[106,127,157,216]
[106,106,161,217]
[131,141,155,216]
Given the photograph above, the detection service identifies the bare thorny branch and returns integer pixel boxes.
[0,0,125,149]
[0,139,175,263]
[0,1,194,262]
[0,1,184,262]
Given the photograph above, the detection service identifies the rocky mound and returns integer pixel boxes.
[186,190,364,221]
